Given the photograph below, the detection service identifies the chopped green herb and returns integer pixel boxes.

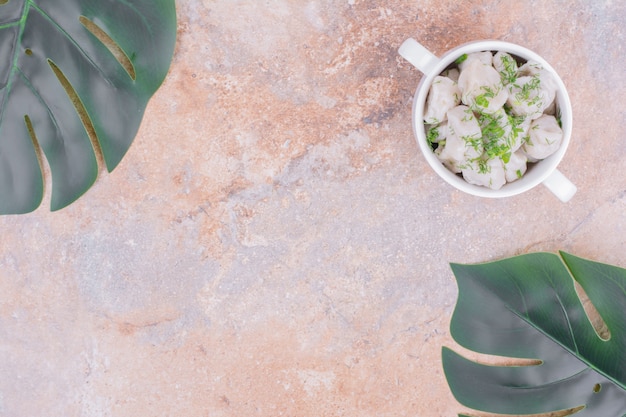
[516,169,523,179]
[482,122,505,142]
[475,94,489,108]
[508,114,526,129]
[479,112,512,161]
[515,75,541,102]
[472,86,501,112]
[486,143,510,160]
[498,54,518,85]
[508,114,526,142]
[455,54,468,64]
[461,134,483,153]
[426,126,439,147]
[477,159,490,174]
[480,85,498,98]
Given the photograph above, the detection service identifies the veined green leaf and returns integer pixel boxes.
[443,252,626,416]
[0,0,176,213]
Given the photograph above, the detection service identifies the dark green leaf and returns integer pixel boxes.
[0,0,176,213]
[443,252,626,416]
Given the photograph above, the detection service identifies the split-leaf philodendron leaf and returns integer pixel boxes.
[0,0,176,214]
[443,251,626,416]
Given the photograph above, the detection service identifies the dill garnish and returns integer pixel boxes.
[455,54,468,64]
[498,54,518,85]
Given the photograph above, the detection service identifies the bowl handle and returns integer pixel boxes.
[542,168,577,202]
[398,38,440,75]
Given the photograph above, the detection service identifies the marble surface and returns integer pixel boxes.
[2,1,626,416]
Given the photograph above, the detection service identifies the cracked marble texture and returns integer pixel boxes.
[1,1,626,416]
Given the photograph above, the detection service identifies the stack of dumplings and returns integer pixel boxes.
[423,50,563,190]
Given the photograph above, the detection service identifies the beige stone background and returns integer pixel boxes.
[1,0,626,416]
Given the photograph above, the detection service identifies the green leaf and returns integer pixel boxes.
[443,252,626,416]
[0,0,176,213]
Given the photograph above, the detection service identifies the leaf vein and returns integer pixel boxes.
[27,3,114,85]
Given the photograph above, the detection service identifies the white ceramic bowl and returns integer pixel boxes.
[399,38,576,202]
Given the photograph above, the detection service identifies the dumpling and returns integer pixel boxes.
[436,105,483,168]
[458,51,493,71]
[441,68,460,82]
[461,157,506,190]
[522,114,563,159]
[518,60,544,76]
[435,145,461,173]
[506,70,558,119]
[457,59,508,114]
[503,151,528,182]
[423,76,461,124]
[543,95,557,116]
[446,105,483,160]
[508,114,531,153]
[492,51,518,85]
